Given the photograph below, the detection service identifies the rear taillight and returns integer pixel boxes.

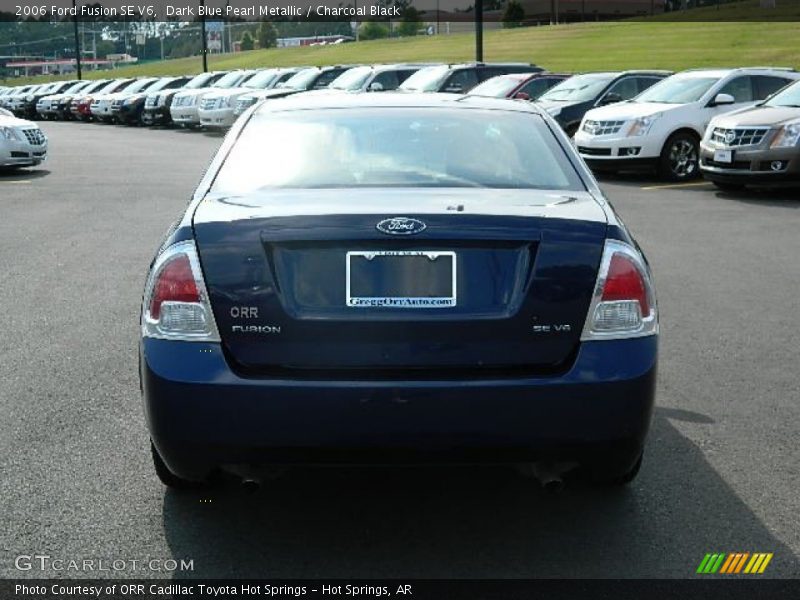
[141,241,219,341]
[581,240,658,340]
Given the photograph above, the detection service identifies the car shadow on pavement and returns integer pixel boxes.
[0,168,49,182]
[160,408,798,578]
[712,188,800,209]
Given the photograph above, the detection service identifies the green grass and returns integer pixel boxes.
[637,0,800,21]
[7,17,800,85]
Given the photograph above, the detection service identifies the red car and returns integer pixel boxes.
[70,78,134,121]
[467,72,572,101]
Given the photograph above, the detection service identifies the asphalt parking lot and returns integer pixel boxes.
[1,121,799,579]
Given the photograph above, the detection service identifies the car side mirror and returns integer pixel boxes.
[597,92,623,106]
[711,93,735,106]
[513,91,531,101]
[367,82,385,92]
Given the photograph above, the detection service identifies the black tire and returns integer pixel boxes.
[151,441,207,490]
[712,181,746,192]
[658,132,701,182]
[590,451,643,486]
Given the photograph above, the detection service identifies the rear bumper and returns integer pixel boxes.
[142,336,657,480]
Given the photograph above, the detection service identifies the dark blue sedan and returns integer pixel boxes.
[140,93,658,490]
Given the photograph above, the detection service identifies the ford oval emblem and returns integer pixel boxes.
[376,217,427,236]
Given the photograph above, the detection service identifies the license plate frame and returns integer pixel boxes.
[346,250,457,308]
[714,149,734,164]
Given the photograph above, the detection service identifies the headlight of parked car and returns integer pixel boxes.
[627,113,661,137]
[0,126,20,141]
[770,120,800,148]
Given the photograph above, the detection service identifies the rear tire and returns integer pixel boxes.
[151,441,207,490]
[659,132,700,182]
[590,451,643,486]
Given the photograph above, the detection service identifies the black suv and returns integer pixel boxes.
[19,80,77,119]
[142,72,228,126]
[117,76,192,125]
[536,70,672,136]
[398,62,543,94]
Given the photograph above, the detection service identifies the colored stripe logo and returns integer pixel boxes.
[697,552,773,574]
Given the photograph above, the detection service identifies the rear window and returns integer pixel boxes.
[212,108,583,193]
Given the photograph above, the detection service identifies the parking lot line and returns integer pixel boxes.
[640,182,714,191]
[0,180,31,185]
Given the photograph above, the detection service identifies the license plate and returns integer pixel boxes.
[714,149,733,164]
[346,251,457,308]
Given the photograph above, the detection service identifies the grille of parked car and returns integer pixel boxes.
[21,128,46,145]
[577,146,613,156]
[711,127,769,147]
[200,97,220,111]
[582,120,626,136]
[234,98,256,115]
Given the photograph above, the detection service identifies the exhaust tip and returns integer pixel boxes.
[241,479,261,494]
[541,477,565,493]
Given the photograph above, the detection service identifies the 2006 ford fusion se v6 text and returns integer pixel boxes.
[140,94,658,490]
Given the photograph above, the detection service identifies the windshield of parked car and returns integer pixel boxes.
[144,78,178,93]
[99,80,130,94]
[242,70,279,89]
[212,72,251,89]
[538,73,615,102]
[399,65,450,92]
[634,75,720,104]
[468,75,528,98]
[212,108,583,192]
[329,67,373,91]
[279,68,321,90]
[184,73,216,89]
[764,80,800,107]
[64,81,90,94]
[124,79,158,94]
[84,80,109,93]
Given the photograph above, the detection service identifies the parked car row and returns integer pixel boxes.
[2,63,799,187]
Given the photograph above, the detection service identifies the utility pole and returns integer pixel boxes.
[200,0,208,72]
[72,0,82,78]
[475,0,483,62]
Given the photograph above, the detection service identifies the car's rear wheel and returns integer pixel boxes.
[151,441,207,490]
[590,451,643,486]
[712,181,746,192]
[659,132,700,181]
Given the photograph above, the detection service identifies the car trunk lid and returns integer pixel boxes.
[193,188,607,375]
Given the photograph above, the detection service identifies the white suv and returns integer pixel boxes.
[573,68,800,181]
[1,110,47,169]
